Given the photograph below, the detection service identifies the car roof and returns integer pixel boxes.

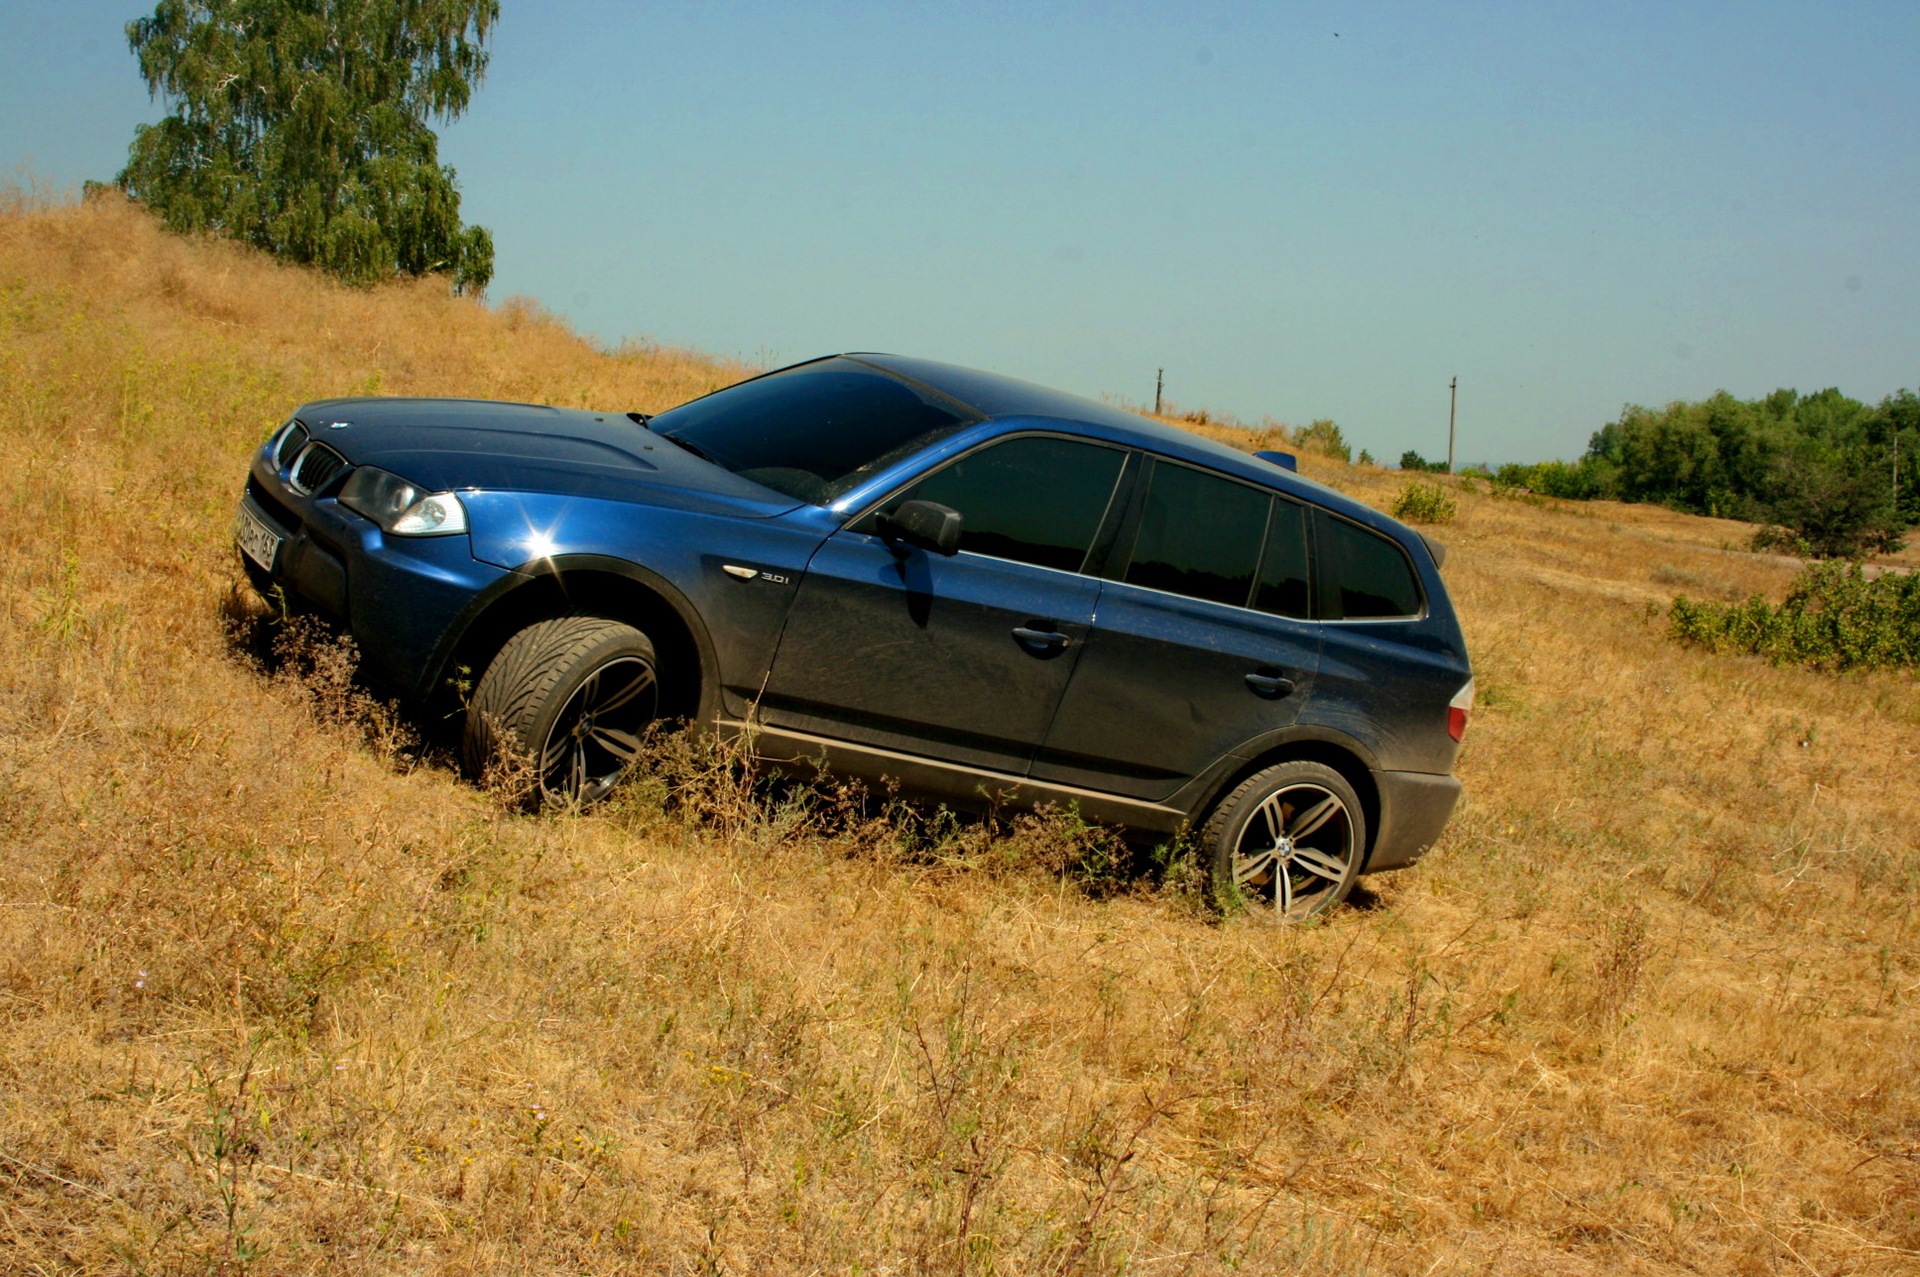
[834,352,1375,521]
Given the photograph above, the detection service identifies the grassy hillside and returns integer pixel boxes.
[3,193,1917,1275]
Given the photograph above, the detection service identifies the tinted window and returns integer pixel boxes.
[856,354,1155,434]
[1123,461,1268,608]
[1318,513,1422,619]
[878,436,1125,573]
[651,357,976,503]
[1253,500,1311,619]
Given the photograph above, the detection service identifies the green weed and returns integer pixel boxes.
[1391,479,1458,525]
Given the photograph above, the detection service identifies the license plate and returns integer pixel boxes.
[234,502,281,572]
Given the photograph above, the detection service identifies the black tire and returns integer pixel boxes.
[463,617,659,807]
[1202,760,1365,921]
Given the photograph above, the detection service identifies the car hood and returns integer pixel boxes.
[293,397,802,515]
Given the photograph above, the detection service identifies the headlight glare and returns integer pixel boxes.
[340,467,468,537]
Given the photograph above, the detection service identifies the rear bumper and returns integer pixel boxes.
[236,489,510,698]
[1364,769,1462,873]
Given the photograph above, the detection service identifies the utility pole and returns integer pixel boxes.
[1447,376,1458,474]
[1154,368,1164,417]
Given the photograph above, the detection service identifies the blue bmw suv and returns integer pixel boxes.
[236,354,1472,918]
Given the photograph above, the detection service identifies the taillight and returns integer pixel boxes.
[1448,677,1474,742]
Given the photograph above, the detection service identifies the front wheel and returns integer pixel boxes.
[463,617,659,807]
[1202,761,1365,921]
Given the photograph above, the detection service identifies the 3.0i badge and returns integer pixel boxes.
[722,564,791,584]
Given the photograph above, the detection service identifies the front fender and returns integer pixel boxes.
[454,485,831,720]
[424,554,724,725]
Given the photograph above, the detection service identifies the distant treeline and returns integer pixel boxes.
[1481,388,1920,558]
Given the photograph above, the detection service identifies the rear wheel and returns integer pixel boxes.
[1202,761,1364,921]
[463,617,659,806]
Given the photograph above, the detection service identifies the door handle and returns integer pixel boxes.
[1012,625,1070,651]
[1244,672,1296,698]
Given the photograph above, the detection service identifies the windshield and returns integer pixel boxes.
[650,357,980,503]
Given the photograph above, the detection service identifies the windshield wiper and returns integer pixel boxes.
[626,411,653,427]
[660,432,718,465]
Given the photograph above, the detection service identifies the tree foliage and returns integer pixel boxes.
[117,0,498,292]
[1498,387,1919,559]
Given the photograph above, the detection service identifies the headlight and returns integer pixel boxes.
[339,467,470,537]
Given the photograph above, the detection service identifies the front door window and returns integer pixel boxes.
[863,435,1127,573]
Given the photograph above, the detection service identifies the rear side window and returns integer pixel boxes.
[1253,499,1311,619]
[1317,512,1423,619]
[1122,460,1268,607]
[877,435,1127,573]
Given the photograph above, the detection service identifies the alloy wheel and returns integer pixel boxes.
[538,655,657,804]
[1229,782,1356,920]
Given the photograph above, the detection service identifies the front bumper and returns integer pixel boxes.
[1364,769,1463,873]
[236,484,512,698]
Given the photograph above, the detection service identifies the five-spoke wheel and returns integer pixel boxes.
[536,653,655,803]
[1202,760,1364,921]
[463,617,659,807]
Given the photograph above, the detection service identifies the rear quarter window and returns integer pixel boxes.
[1316,511,1424,620]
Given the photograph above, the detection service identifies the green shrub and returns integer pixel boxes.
[1392,479,1457,525]
[1668,561,1920,671]
[1296,417,1351,463]
[1492,457,1611,500]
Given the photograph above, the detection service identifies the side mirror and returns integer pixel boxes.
[877,499,963,556]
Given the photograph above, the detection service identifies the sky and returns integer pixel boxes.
[4,1,1916,464]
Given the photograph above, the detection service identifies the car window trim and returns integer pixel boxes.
[1078,450,1145,580]
[1098,564,1326,627]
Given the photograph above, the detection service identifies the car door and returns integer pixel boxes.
[759,434,1130,776]
[1030,458,1322,802]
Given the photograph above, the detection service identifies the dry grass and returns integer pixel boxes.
[3,193,1918,1274]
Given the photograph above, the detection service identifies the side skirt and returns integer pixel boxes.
[715,720,1191,837]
